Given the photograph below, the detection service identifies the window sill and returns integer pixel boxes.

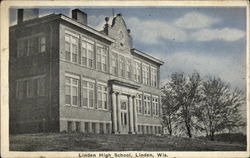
[97,108,110,112]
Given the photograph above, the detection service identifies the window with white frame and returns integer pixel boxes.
[38,77,45,96]
[152,96,159,116]
[65,32,79,63]
[27,79,33,98]
[125,59,131,79]
[119,56,125,77]
[81,39,94,68]
[111,52,118,75]
[134,60,141,83]
[16,76,45,99]
[151,67,157,87]
[97,83,108,110]
[65,75,79,106]
[82,78,95,108]
[142,64,150,85]
[97,44,108,72]
[144,94,151,115]
[17,35,46,57]
[136,93,142,114]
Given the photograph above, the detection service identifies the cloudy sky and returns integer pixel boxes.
[10,7,246,91]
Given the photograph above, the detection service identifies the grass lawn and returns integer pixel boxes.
[10,132,246,151]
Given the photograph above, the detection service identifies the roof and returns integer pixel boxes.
[131,48,164,65]
[10,13,115,43]
[10,12,164,66]
[59,14,115,43]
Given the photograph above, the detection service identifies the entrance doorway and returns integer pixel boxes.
[120,98,129,134]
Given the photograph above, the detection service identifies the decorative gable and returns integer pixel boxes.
[104,14,133,54]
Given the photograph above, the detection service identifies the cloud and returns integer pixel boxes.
[174,11,220,29]
[191,28,245,41]
[86,13,245,44]
[126,17,188,44]
[154,51,245,90]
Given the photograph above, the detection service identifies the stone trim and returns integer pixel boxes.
[60,118,112,123]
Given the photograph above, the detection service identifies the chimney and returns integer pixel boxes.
[17,8,39,25]
[17,9,24,24]
[72,9,87,25]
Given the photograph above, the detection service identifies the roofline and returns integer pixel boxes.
[10,13,115,43]
[60,14,115,43]
[10,13,58,29]
[131,48,164,65]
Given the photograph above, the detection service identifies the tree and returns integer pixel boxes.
[161,84,179,135]
[223,88,245,143]
[162,72,201,138]
[196,77,245,141]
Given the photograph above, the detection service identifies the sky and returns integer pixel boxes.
[9,7,247,133]
[9,7,247,91]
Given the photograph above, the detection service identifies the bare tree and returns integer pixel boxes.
[223,88,246,143]
[161,84,179,135]
[196,77,245,141]
[162,72,201,138]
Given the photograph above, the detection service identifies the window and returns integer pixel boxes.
[16,80,24,99]
[142,125,145,134]
[136,94,142,114]
[151,67,157,87]
[106,123,110,134]
[81,40,94,68]
[97,83,108,110]
[82,79,95,108]
[158,126,161,134]
[125,59,131,79]
[100,123,104,134]
[65,75,79,106]
[146,126,150,134]
[144,94,151,115]
[17,35,46,57]
[111,52,118,75]
[121,112,127,126]
[97,45,108,72]
[155,126,158,134]
[134,61,141,83]
[65,32,79,63]
[142,64,150,85]
[119,56,125,77]
[85,122,89,133]
[67,121,73,132]
[92,123,96,133]
[75,122,81,132]
[38,77,45,96]
[16,76,45,99]
[39,36,46,53]
[27,80,33,98]
[152,96,159,116]
[17,39,27,57]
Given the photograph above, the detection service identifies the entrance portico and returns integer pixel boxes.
[110,80,139,134]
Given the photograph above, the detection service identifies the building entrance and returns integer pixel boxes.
[120,97,129,134]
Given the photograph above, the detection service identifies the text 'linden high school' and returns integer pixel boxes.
[9,9,164,134]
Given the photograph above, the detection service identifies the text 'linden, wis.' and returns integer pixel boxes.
[79,153,168,158]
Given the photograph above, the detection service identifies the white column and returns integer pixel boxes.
[117,92,121,133]
[133,96,138,133]
[112,92,117,133]
[128,95,134,133]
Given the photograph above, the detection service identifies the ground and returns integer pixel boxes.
[10,133,246,151]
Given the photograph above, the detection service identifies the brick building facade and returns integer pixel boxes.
[9,9,164,134]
